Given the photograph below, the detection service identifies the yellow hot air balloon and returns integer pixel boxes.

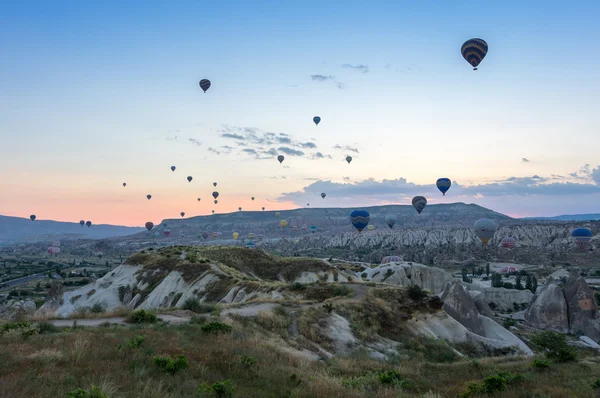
[367,225,375,231]
[280,220,288,228]
[233,232,239,240]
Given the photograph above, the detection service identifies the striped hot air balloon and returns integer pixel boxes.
[501,237,517,248]
[461,38,488,70]
[381,255,402,264]
[199,79,211,93]
[436,178,452,196]
[572,228,592,250]
[349,210,370,232]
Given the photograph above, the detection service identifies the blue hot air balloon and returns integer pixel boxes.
[310,225,318,233]
[436,178,452,196]
[313,116,321,125]
[571,228,592,250]
[349,210,370,232]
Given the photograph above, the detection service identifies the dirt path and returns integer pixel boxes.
[49,313,191,328]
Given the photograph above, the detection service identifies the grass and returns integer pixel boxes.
[0,320,599,397]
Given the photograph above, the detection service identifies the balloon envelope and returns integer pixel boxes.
[123,183,126,187]
[79,220,85,226]
[313,116,321,125]
[145,222,154,231]
[212,191,219,199]
[180,212,185,217]
[381,255,402,264]
[412,196,427,214]
[501,237,517,248]
[147,194,152,200]
[473,218,497,245]
[321,193,326,199]
[461,38,488,70]
[280,220,288,228]
[171,166,176,172]
[571,228,592,249]
[213,182,217,187]
[187,176,192,182]
[202,232,209,239]
[385,214,397,229]
[85,221,92,228]
[350,210,370,232]
[233,232,239,239]
[199,79,211,92]
[30,215,36,221]
[345,156,352,164]
[436,178,452,196]
[277,155,284,164]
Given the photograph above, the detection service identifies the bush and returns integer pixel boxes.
[461,372,524,397]
[503,319,517,329]
[66,386,108,398]
[290,282,306,291]
[38,322,59,334]
[503,282,514,289]
[532,358,551,369]
[1,321,39,338]
[239,355,257,369]
[376,370,414,389]
[182,298,214,313]
[530,331,578,363]
[592,378,600,389]
[127,310,157,324]
[407,285,427,300]
[153,355,188,375]
[200,321,232,334]
[90,303,105,313]
[198,379,234,397]
[119,335,145,350]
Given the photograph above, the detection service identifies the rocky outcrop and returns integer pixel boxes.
[441,281,484,335]
[525,276,600,340]
[469,286,534,311]
[0,299,37,320]
[358,261,454,294]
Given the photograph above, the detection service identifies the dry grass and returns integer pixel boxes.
[0,319,599,397]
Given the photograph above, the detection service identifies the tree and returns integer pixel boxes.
[531,276,538,294]
[525,275,532,292]
[515,275,523,290]
[485,263,490,277]
[491,273,503,288]
[35,281,41,292]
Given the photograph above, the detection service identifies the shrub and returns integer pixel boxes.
[407,284,427,300]
[182,298,214,313]
[532,358,551,369]
[90,303,105,313]
[461,371,524,397]
[200,321,232,334]
[119,335,145,350]
[376,370,414,389]
[1,321,39,338]
[127,310,157,324]
[503,319,517,329]
[323,303,334,313]
[153,354,188,375]
[481,374,508,394]
[530,331,578,363]
[38,322,59,334]
[503,282,514,289]
[239,355,257,369]
[592,378,600,389]
[66,386,108,398]
[290,282,306,291]
[198,379,234,397]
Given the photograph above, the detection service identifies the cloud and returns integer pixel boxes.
[311,74,335,82]
[208,147,220,155]
[188,138,202,146]
[242,148,258,155]
[277,166,600,206]
[221,133,246,140]
[342,64,369,73]
[522,158,530,163]
[313,152,333,160]
[333,144,360,153]
[278,147,304,156]
[301,142,317,149]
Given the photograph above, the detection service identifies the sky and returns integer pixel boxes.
[1,1,600,226]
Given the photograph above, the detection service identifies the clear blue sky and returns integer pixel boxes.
[1,1,600,225]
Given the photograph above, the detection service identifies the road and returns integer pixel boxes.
[49,313,192,328]
[1,273,46,290]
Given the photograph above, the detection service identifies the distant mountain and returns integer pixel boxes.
[0,215,144,245]
[522,214,600,221]
[123,202,512,241]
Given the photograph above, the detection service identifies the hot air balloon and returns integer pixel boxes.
[473,218,497,245]
[367,225,375,231]
[248,232,255,239]
[145,222,154,231]
[238,207,242,211]
[251,197,255,201]
[187,176,193,183]
[313,116,321,125]
[277,155,284,164]
[233,232,239,240]
[147,194,152,200]
[436,178,451,196]
[306,203,310,207]
[197,198,201,201]
[164,229,171,237]
[30,215,36,221]
[350,210,370,232]
[212,191,219,199]
[381,255,402,264]
[262,207,265,211]
[461,38,488,70]
[345,156,352,164]
[214,200,218,204]
[48,247,60,255]
[212,210,215,214]
[202,232,209,240]
[571,228,592,250]
[171,166,176,172]
[85,221,92,228]
[321,193,326,199]
[275,212,281,218]
[163,223,168,228]
[385,215,397,229]
[123,182,126,187]
[501,237,517,248]
[310,225,318,233]
[199,79,211,93]
[412,196,427,214]
[280,220,288,228]
[213,182,217,187]
[79,220,85,226]
[180,212,185,217]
